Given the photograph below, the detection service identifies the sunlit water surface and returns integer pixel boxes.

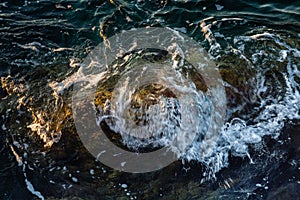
[0,0,300,199]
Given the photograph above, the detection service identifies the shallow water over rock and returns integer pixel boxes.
[1,0,300,199]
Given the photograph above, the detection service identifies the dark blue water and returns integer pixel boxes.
[1,0,300,199]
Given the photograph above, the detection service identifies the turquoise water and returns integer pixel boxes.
[1,0,300,199]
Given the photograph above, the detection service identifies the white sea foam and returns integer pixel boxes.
[46,22,300,179]
[24,175,44,200]
[215,4,224,11]
[10,145,44,199]
[195,20,300,178]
